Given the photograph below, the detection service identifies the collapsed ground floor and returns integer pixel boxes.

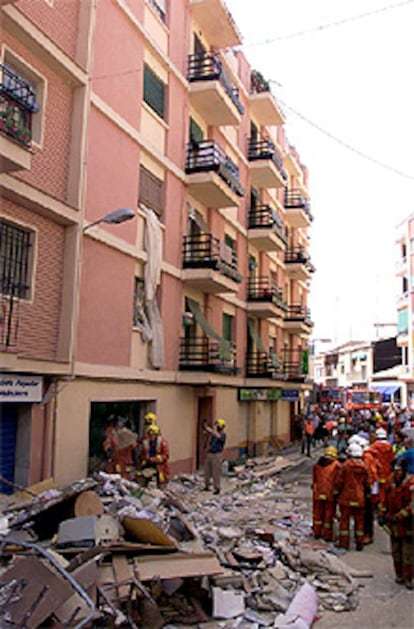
[0,371,311,491]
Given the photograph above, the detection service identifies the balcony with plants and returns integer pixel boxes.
[0,64,38,172]
[249,69,285,126]
[246,350,284,379]
[283,348,309,382]
[182,232,242,293]
[185,139,245,208]
[188,51,244,126]
[247,203,287,252]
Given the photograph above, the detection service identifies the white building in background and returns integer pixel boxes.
[395,214,414,408]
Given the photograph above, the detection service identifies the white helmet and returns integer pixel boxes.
[348,435,361,445]
[358,437,369,450]
[347,443,363,458]
[375,428,387,440]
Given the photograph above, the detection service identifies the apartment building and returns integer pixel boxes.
[395,213,414,407]
[0,0,313,489]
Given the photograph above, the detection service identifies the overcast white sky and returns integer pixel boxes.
[225,0,414,345]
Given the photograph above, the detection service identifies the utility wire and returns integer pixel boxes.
[275,90,414,181]
[245,0,414,47]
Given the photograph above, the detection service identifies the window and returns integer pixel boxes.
[139,166,164,218]
[0,219,33,299]
[147,0,167,23]
[189,117,203,144]
[1,55,43,145]
[222,313,233,342]
[143,65,165,119]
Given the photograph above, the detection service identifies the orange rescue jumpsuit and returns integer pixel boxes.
[140,435,170,486]
[335,457,370,550]
[312,456,342,540]
[369,440,394,509]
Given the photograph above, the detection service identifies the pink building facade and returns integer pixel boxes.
[1,0,314,488]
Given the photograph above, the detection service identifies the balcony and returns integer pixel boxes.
[247,277,287,319]
[0,94,32,172]
[190,0,242,49]
[246,351,284,379]
[179,335,238,374]
[283,149,302,178]
[284,189,313,227]
[182,233,242,293]
[283,349,308,382]
[284,304,313,334]
[284,246,313,281]
[249,70,285,126]
[247,203,286,252]
[248,135,287,189]
[188,52,244,126]
[186,140,244,208]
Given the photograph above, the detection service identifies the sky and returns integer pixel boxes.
[225,0,414,346]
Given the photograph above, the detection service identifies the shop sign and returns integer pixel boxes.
[0,375,43,402]
[238,388,282,401]
[281,389,299,401]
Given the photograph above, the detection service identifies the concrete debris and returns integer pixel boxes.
[0,453,367,627]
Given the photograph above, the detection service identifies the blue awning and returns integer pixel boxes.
[374,384,401,396]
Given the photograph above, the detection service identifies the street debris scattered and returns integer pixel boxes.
[0,453,370,627]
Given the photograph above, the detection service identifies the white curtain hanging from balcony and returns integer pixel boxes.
[142,205,164,368]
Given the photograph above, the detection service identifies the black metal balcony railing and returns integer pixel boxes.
[248,204,286,243]
[283,349,308,380]
[179,336,238,374]
[182,233,242,283]
[284,245,309,265]
[248,135,288,181]
[284,188,313,221]
[246,351,284,378]
[248,276,287,310]
[186,140,245,196]
[188,52,244,115]
[285,304,313,325]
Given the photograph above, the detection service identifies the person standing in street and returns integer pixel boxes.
[103,415,138,479]
[301,416,315,457]
[370,427,395,513]
[379,459,414,589]
[335,442,370,551]
[312,446,341,541]
[204,419,226,495]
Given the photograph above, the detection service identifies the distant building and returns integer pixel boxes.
[395,214,414,407]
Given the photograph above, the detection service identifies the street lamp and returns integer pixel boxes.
[82,208,136,232]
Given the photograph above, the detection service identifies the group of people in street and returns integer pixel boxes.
[304,403,414,590]
[102,413,227,494]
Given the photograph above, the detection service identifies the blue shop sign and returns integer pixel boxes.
[281,389,299,401]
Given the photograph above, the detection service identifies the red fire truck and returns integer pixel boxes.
[344,388,382,412]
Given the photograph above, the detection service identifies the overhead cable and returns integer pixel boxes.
[245,0,414,47]
[275,92,414,181]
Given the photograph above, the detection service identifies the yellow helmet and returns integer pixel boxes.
[216,418,226,429]
[147,424,160,435]
[324,446,338,459]
[144,412,157,424]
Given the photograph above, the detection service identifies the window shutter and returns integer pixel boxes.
[139,166,164,217]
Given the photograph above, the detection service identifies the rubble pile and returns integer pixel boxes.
[0,455,367,628]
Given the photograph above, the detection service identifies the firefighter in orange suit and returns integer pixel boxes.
[139,425,170,486]
[335,442,370,550]
[361,436,381,544]
[312,446,341,541]
[369,427,394,512]
[379,459,414,589]
[103,416,138,479]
